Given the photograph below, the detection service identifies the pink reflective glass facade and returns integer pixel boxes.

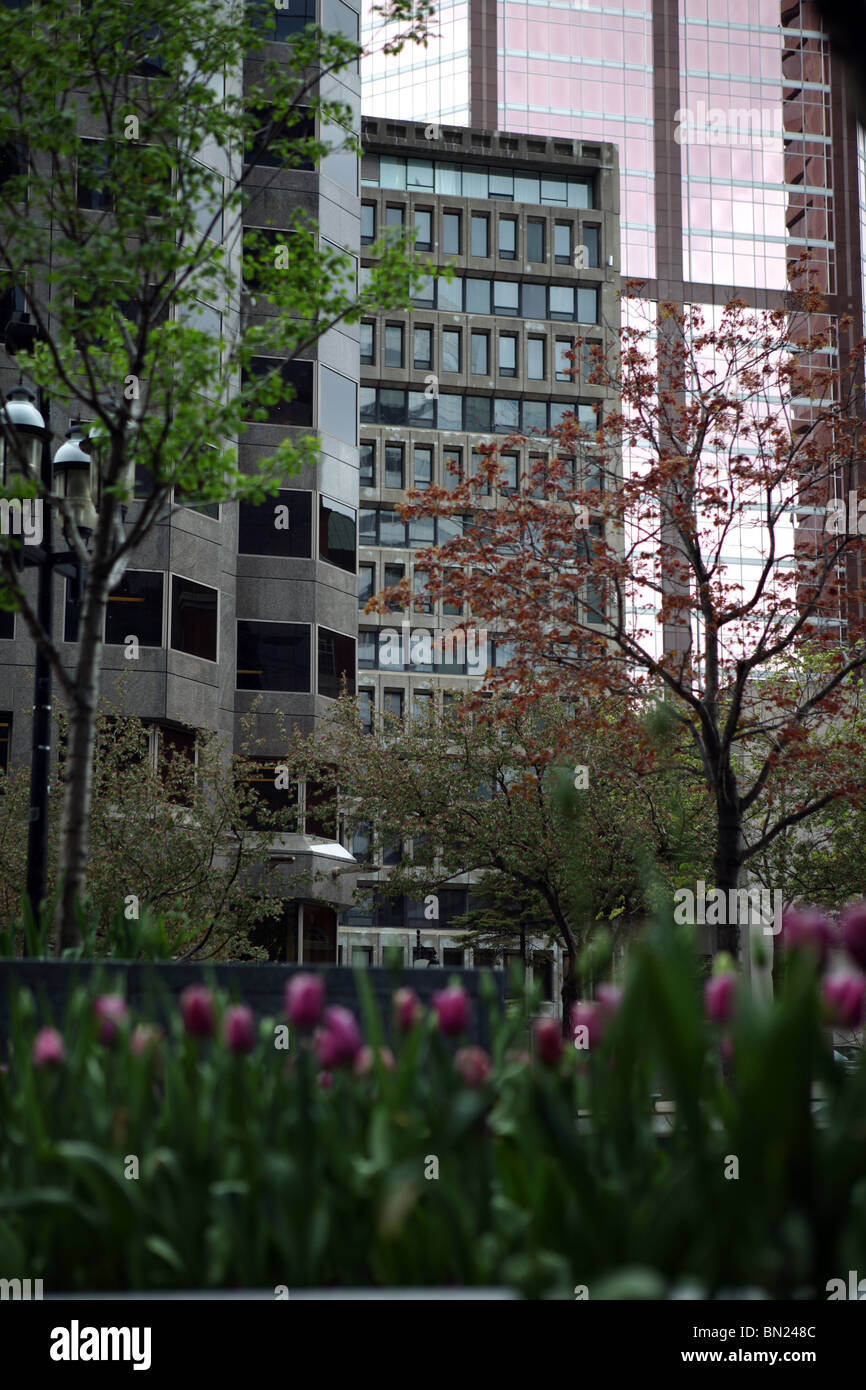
[362,0,471,124]
[499,1,655,280]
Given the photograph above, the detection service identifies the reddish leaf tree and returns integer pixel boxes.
[377,284,866,957]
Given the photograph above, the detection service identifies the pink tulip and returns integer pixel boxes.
[285,973,325,1030]
[315,1006,363,1068]
[596,984,624,1019]
[840,902,866,972]
[781,905,836,968]
[454,1046,492,1088]
[822,973,866,1029]
[393,987,422,1032]
[93,994,128,1046]
[224,1005,256,1055]
[131,1024,162,1057]
[705,973,737,1024]
[570,1001,604,1051]
[32,1027,64,1069]
[180,985,215,1039]
[533,1016,563,1066]
[353,1045,395,1077]
[317,1070,333,1089]
[432,986,470,1036]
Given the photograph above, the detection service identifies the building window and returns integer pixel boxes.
[414,444,433,489]
[360,321,374,364]
[413,326,432,371]
[385,444,404,489]
[238,489,311,559]
[527,219,545,263]
[472,450,490,496]
[320,366,356,445]
[319,495,356,573]
[237,620,310,691]
[105,570,164,648]
[384,562,405,611]
[549,286,575,321]
[500,455,519,495]
[465,395,491,433]
[498,334,517,378]
[383,689,404,721]
[0,609,13,640]
[581,225,600,267]
[384,204,404,233]
[359,563,375,609]
[380,508,407,546]
[493,280,519,317]
[554,222,572,264]
[443,947,464,967]
[358,690,374,735]
[442,210,460,255]
[413,565,432,613]
[361,202,375,243]
[443,447,463,492]
[414,207,432,249]
[577,286,599,323]
[527,337,545,380]
[249,0,316,40]
[471,331,489,376]
[412,691,434,724]
[470,214,489,258]
[442,328,461,373]
[465,278,491,315]
[360,441,375,487]
[243,357,314,427]
[411,274,435,308]
[318,627,356,697]
[245,104,315,171]
[170,576,218,661]
[437,274,462,313]
[498,217,517,259]
[556,338,574,382]
[384,323,404,368]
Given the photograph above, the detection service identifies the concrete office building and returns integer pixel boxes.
[0,0,363,964]
[337,119,620,998]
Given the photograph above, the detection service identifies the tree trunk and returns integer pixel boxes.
[713,766,743,960]
[560,941,579,1037]
[53,582,107,954]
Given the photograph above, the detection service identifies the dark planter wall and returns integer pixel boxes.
[0,961,504,1057]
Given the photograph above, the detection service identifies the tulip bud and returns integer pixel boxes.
[780,906,835,968]
[285,973,325,1030]
[353,1045,395,1077]
[32,1027,64,1069]
[315,1006,363,1068]
[92,994,128,1046]
[393,987,422,1032]
[704,972,736,1024]
[454,1046,492,1088]
[822,973,866,1029]
[840,902,866,972]
[533,1016,563,1066]
[180,985,215,1039]
[224,1004,256,1055]
[570,1000,604,1050]
[595,984,623,1019]
[432,986,470,1036]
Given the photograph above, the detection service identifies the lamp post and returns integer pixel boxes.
[0,363,97,946]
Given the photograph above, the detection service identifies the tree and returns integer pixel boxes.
[382,286,866,957]
[285,690,714,1019]
[0,704,311,959]
[0,0,433,950]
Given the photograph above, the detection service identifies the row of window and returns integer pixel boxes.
[238,490,357,572]
[59,570,356,692]
[361,321,601,382]
[359,444,604,495]
[397,274,599,324]
[241,358,357,443]
[357,629,516,675]
[362,204,600,266]
[360,388,599,435]
[364,156,596,210]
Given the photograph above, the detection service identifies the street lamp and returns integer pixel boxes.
[0,372,98,945]
[413,928,439,967]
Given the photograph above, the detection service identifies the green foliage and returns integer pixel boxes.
[1,919,864,1296]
